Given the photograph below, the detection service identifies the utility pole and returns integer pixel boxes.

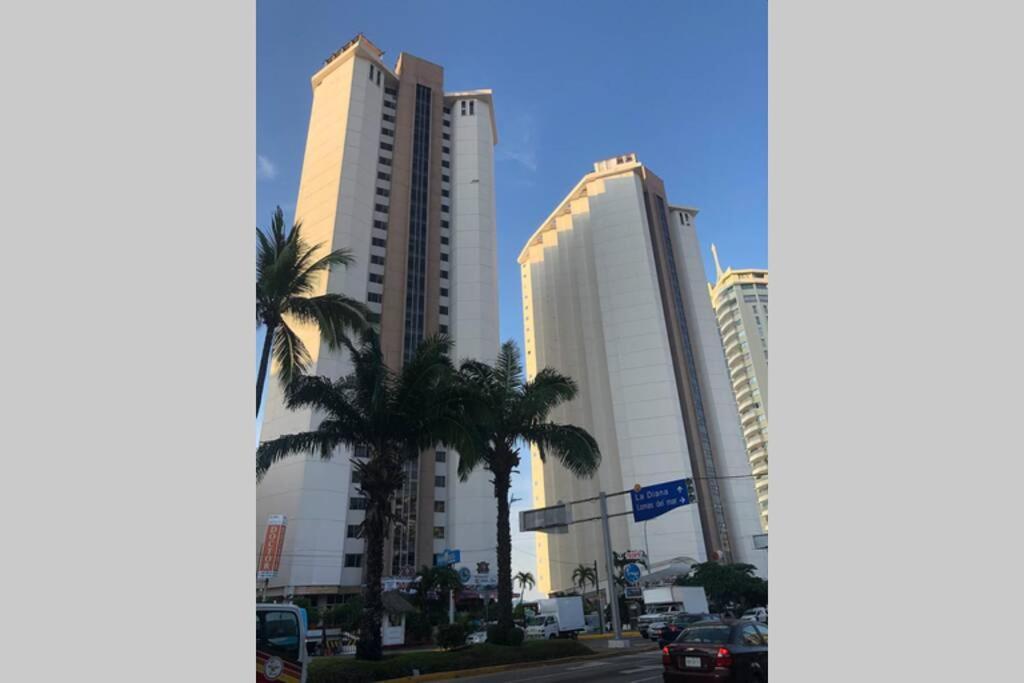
[599,492,628,647]
[593,558,604,634]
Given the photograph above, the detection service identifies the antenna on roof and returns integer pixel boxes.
[711,244,724,280]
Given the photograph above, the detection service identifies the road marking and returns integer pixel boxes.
[620,665,663,673]
[628,676,662,683]
[565,661,607,670]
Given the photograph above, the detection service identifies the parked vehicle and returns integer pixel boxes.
[661,620,768,682]
[525,597,586,639]
[657,613,717,648]
[466,630,488,645]
[258,603,308,683]
[740,607,768,624]
[637,586,710,638]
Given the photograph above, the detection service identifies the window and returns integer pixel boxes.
[740,624,763,645]
[377,172,391,181]
[443,133,451,141]
[433,526,445,539]
[441,189,450,198]
[442,175,450,183]
[381,127,394,137]
[443,118,450,127]
[435,450,446,463]
[367,292,382,303]
[376,70,381,86]
[379,156,392,166]
[443,106,451,114]
[373,220,388,230]
[374,203,388,213]
[435,475,446,487]
[461,101,466,115]
[434,500,445,513]
[369,273,384,284]
[440,270,449,280]
[469,101,475,115]
[380,142,393,151]
[441,253,449,262]
[344,553,363,568]
[440,287,449,297]
[346,524,361,538]
[382,114,395,123]
[442,160,450,168]
[744,295,757,302]
[349,497,368,510]
[442,146,450,155]
[439,306,448,315]
[376,187,389,197]
[369,65,374,81]
[385,87,397,97]
[258,610,301,663]
[372,237,387,248]
[441,220,450,229]
[441,236,449,245]
[351,470,363,484]
[353,445,369,459]
[741,283,754,290]
[370,255,385,266]
[441,204,449,214]
[439,324,448,334]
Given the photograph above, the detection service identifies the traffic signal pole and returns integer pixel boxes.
[598,491,628,646]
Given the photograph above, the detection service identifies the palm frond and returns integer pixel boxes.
[521,423,601,478]
[256,430,342,482]
[272,320,311,386]
[519,368,578,423]
[286,293,368,348]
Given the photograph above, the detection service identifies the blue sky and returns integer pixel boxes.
[258,0,765,593]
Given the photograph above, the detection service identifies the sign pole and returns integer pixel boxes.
[599,492,627,646]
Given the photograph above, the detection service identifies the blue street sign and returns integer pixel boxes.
[623,563,642,584]
[630,479,692,522]
[434,548,462,566]
[458,567,472,583]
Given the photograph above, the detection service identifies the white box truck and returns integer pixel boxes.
[526,597,586,639]
[637,586,710,638]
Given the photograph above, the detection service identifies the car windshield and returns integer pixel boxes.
[678,626,732,644]
[526,617,545,626]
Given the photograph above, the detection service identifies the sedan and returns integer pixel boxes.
[661,620,768,682]
[657,614,716,649]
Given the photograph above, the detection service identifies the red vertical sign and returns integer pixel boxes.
[257,514,287,579]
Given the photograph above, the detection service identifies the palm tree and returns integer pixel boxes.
[415,565,464,616]
[456,341,601,640]
[256,206,368,415]
[514,571,535,610]
[572,564,596,594]
[256,330,476,660]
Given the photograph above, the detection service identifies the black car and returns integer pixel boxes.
[657,613,717,648]
[661,620,768,682]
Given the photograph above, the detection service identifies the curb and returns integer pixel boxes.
[389,643,658,682]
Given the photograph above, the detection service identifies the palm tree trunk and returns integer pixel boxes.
[357,497,386,660]
[494,466,514,634]
[256,321,276,416]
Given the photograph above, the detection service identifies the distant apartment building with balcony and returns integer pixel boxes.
[708,247,768,531]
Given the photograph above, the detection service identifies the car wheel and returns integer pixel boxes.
[549,634,556,640]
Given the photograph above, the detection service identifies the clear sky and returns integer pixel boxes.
[257,0,766,597]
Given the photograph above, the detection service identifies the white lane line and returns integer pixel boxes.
[628,676,662,683]
[620,665,663,673]
[565,661,608,670]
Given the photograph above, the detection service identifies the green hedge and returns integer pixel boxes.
[308,640,593,682]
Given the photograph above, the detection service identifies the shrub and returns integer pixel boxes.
[486,624,524,646]
[436,623,467,651]
[308,640,593,682]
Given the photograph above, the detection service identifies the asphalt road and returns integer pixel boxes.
[441,649,665,683]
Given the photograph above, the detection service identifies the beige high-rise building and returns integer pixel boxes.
[708,249,768,531]
[256,35,500,605]
[519,154,766,596]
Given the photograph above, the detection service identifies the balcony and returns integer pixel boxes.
[751,461,768,478]
[743,423,763,441]
[748,448,768,466]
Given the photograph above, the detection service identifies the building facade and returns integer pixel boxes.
[519,155,766,595]
[256,35,500,605]
[708,250,768,531]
